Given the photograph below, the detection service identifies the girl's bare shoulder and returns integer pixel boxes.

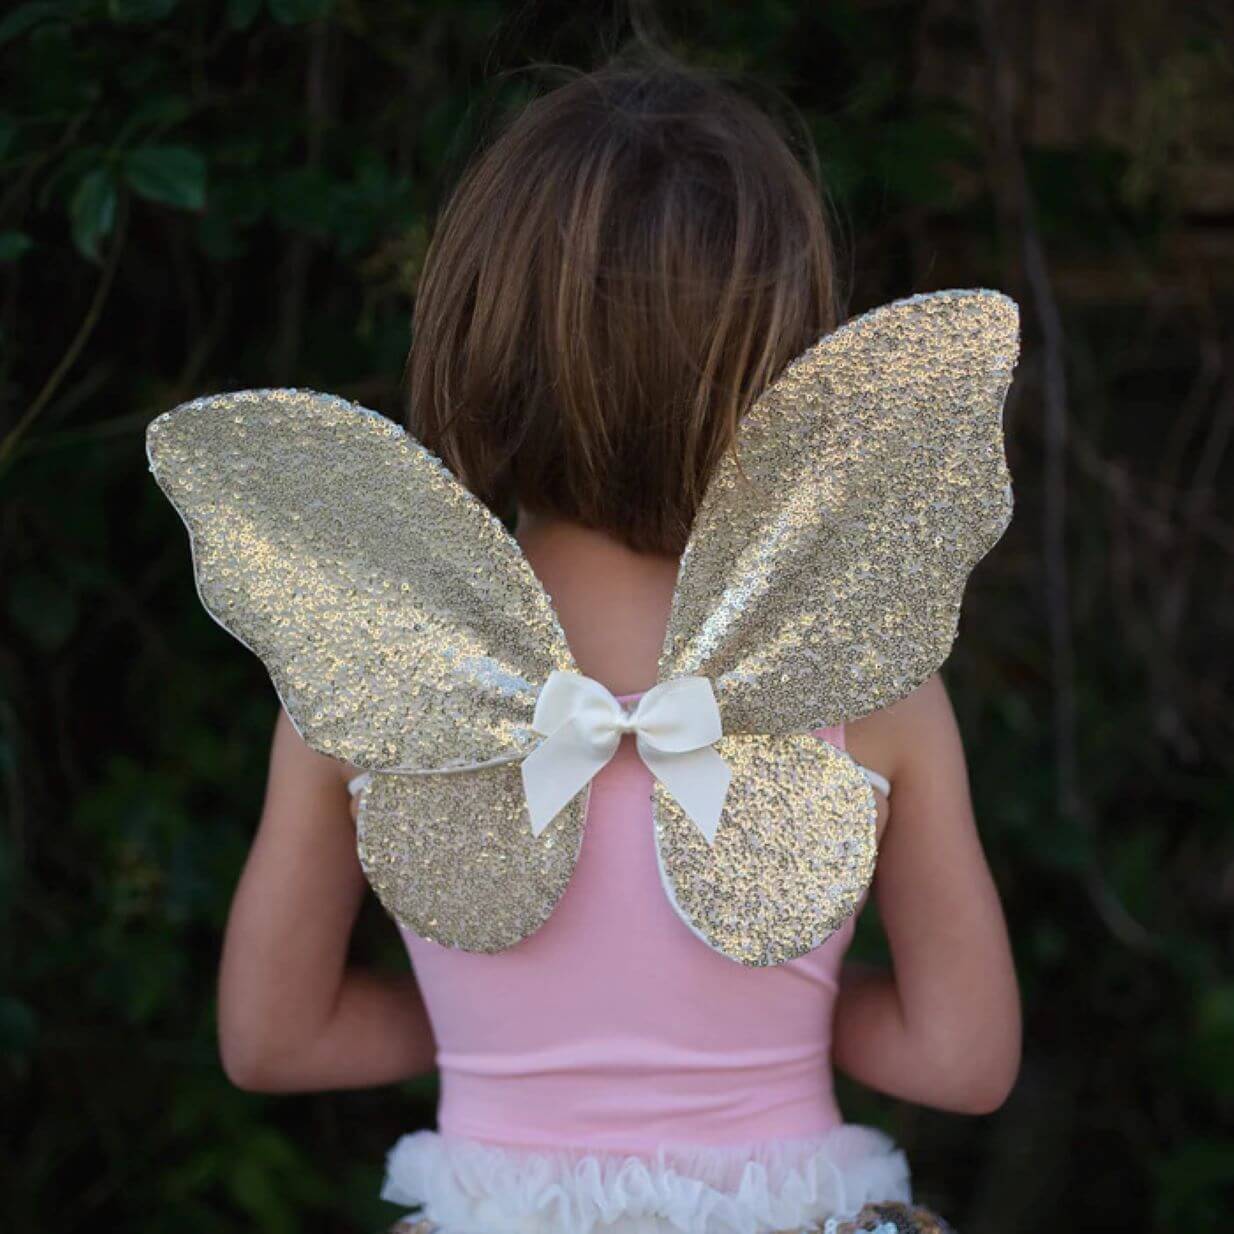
[842,672,958,786]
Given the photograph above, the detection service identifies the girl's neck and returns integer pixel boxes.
[514,508,680,697]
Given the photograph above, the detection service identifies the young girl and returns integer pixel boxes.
[149,59,1021,1234]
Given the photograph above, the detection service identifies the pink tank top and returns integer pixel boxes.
[398,692,861,1154]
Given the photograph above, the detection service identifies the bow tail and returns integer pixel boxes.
[638,742,732,844]
[520,721,617,836]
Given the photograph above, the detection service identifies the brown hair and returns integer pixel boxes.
[406,58,840,555]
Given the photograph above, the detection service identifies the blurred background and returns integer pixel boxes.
[2,1,1232,1231]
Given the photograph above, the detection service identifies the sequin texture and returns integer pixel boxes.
[661,288,1019,732]
[146,388,575,772]
[650,289,1018,960]
[655,735,877,966]
[147,288,1019,966]
[356,767,586,952]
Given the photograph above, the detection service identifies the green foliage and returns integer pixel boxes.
[2,2,1231,1232]
[70,166,119,262]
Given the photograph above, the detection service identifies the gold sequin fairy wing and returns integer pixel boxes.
[653,733,878,966]
[355,765,586,952]
[662,287,1019,727]
[654,287,1020,965]
[147,388,585,953]
[146,387,574,772]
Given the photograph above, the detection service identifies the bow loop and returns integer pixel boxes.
[632,677,725,752]
[520,670,731,843]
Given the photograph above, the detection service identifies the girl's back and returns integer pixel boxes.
[401,517,859,1150]
[149,56,1021,1234]
[384,519,909,1219]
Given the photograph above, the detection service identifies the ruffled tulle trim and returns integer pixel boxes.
[380,1125,912,1234]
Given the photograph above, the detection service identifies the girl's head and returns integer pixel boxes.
[407,59,840,556]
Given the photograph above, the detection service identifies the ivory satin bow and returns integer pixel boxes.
[520,671,732,843]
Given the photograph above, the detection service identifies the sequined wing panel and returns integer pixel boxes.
[653,735,877,966]
[146,388,574,771]
[660,287,1019,732]
[356,767,587,951]
[655,288,1016,964]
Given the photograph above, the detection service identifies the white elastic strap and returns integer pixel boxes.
[859,765,891,798]
[347,772,372,797]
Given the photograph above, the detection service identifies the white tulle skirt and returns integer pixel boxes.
[379,1124,913,1234]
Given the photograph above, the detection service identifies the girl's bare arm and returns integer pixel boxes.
[216,704,437,1092]
[834,672,1021,1114]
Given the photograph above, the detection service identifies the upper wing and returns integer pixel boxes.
[147,388,574,771]
[659,287,1019,731]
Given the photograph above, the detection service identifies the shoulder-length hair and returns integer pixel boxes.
[406,59,840,556]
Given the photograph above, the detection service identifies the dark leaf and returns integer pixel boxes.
[68,166,117,262]
[123,145,207,211]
